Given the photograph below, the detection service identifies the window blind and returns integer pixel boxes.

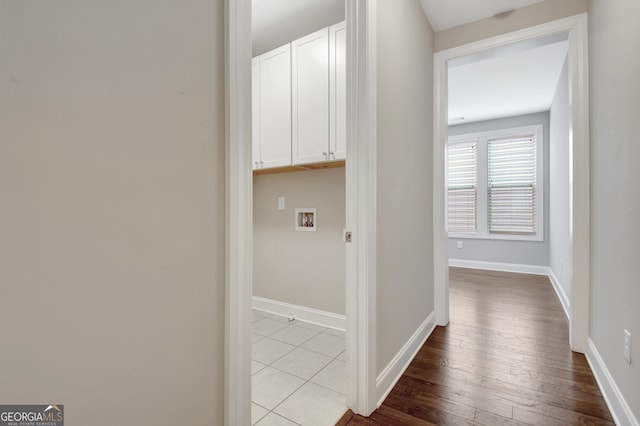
[487,136,536,234]
[447,142,477,233]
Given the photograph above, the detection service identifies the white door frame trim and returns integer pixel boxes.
[224,0,253,425]
[433,13,590,352]
[224,0,378,423]
[346,0,378,416]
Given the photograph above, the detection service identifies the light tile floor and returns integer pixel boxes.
[252,309,347,426]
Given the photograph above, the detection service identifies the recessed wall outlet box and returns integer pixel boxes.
[624,329,632,363]
[278,197,285,210]
[457,241,464,249]
[295,208,316,232]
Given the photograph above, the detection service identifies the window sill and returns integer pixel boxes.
[448,232,543,242]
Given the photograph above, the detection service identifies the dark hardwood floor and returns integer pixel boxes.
[340,267,614,425]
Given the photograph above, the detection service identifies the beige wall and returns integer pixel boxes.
[434,0,587,51]
[0,1,225,424]
[589,0,640,419]
[253,168,346,315]
[375,0,435,374]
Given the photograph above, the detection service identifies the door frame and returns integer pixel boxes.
[224,0,379,424]
[345,0,378,416]
[433,13,590,352]
[224,0,253,425]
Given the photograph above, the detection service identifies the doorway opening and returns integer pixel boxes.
[433,13,590,352]
[225,0,379,424]
[250,1,347,424]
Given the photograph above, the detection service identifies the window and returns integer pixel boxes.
[447,125,543,241]
[447,141,477,233]
[488,136,537,234]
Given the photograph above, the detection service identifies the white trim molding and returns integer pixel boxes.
[434,12,590,354]
[448,259,548,276]
[224,0,252,424]
[253,297,346,331]
[376,312,437,407]
[586,339,640,426]
[433,36,449,327]
[345,0,379,416]
[566,12,591,355]
[547,268,570,321]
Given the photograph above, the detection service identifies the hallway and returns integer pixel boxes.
[341,267,614,425]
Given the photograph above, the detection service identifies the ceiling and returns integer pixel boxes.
[448,38,569,125]
[252,0,344,56]
[419,0,546,32]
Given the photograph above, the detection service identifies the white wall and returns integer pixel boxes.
[548,56,572,304]
[589,0,640,420]
[376,0,434,374]
[0,1,225,424]
[434,0,588,52]
[253,168,346,315]
[448,112,550,267]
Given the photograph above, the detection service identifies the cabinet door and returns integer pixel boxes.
[259,44,292,169]
[329,21,346,161]
[251,57,261,169]
[291,28,329,165]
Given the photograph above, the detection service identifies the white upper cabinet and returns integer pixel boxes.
[329,21,346,161]
[291,28,330,165]
[252,22,345,171]
[253,44,292,169]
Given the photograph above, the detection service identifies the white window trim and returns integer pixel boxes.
[447,124,544,242]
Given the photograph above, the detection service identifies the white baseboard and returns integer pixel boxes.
[376,311,436,407]
[547,268,570,321]
[448,258,549,276]
[586,339,639,426]
[252,296,346,331]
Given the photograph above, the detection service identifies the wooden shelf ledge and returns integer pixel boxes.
[253,159,345,176]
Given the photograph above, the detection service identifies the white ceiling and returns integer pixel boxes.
[419,0,546,32]
[448,39,569,125]
[252,0,344,56]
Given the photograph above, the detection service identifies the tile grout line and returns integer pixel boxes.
[252,309,347,426]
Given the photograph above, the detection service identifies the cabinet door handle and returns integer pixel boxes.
[323,152,328,160]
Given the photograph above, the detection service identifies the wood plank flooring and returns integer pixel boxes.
[341,267,614,425]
